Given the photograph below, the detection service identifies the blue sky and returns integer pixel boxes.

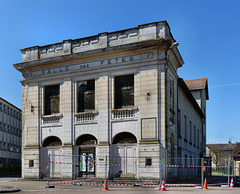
[0,0,239,144]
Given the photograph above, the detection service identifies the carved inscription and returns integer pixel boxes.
[42,66,69,75]
[26,52,153,78]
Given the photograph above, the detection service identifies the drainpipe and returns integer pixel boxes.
[201,117,204,157]
[176,79,179,163]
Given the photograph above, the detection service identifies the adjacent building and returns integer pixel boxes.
[14,21,208,180]
[232,142,240,176]
[206,143,236,168]
[0,97,22,173]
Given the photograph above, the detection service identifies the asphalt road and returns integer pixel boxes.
[1,177,240,193]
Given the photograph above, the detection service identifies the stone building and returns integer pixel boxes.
[0,97,22,173]
[14,21,208,180]
[206,143,236,168]
[232,142,240,176]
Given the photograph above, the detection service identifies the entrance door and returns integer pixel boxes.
[112,145,136,176]
[79,147,95,177]
[42,147,62,178]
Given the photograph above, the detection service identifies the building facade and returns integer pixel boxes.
[14,21,208,180]
[0,97,22,173]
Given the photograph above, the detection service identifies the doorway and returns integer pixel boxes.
[42,136,62,178]
[112,132,137,178]
[76,134,97,177]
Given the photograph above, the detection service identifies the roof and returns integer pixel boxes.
[207,143,236,152]
[232,143,240,157]
[0,97,22,112]
[185,78,209,100]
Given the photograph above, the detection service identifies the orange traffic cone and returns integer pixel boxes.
[203,178,208,190]
[230,177,234,188]
[102,180,109,191]
[160,179,167,191]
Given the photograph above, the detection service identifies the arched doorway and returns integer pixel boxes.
[76,134,97,177]
[111,132,137,178]
[42,136,62,178]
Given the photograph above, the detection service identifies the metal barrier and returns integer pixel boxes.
[45,154,240,188]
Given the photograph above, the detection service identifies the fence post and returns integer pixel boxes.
[159,156,162,185]
[201,158,204,186]
[228,160,230,187]
[73,155,75,185]
[46,153,55,188]
[105,155,108,180]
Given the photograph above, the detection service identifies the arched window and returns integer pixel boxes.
[43,136,62,147]
[112,132,137,144]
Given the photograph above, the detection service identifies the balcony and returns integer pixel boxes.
[111,107,138,120]
[75,111,98,123]
[41,114,63,125]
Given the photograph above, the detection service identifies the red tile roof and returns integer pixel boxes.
[185,78,209,100]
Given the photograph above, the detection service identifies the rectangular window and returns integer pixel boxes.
[44,84,60,115]
[0,122,2,131]
[114,74,134,109]
[178,109,181,138]
[184,116,187,141]
[190,156,192,166]
[194,125,196,146]
[169,78,175,122]
[0,103,2,111]
[29,160,34,167]
[145,158,152,166]
[77,80,95,112]
[170,79,174,111]
[185,154,188,166]
[189,121,192,144]
[197,129,199,148]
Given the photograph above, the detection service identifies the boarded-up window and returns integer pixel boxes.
[44,85,60,115]
[77,80,95,112]
[114,74,134,109]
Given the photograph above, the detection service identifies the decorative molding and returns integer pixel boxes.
[139,139,159,144]
[24,145,40,149]
[98,141,109,146]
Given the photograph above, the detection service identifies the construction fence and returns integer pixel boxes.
[44,154,240,188]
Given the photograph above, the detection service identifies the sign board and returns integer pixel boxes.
[163,160,167,163]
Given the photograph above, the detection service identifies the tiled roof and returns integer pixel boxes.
[185,78,209,100]
[207,143,236,152]
[232,142,240,157]
[185,78,207,90]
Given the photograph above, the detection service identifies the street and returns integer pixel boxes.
[1,177,240,193]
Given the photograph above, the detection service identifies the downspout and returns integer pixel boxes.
[201,117,204,157]
[176,79,179,163]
